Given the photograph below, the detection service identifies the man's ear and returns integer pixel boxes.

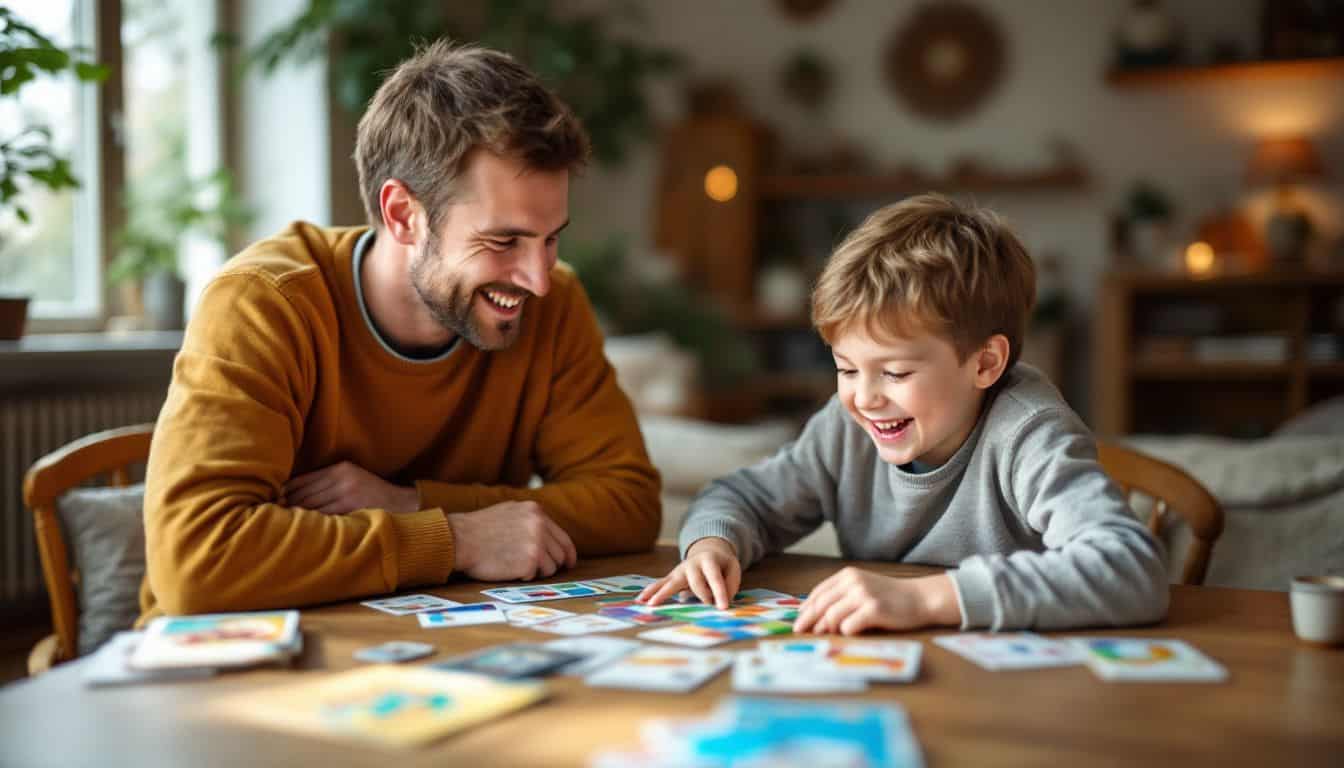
[972,334,1011,390]
[378,179,423,246]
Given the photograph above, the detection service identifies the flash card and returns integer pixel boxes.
[353,641,436,663]
[360,594,462,616]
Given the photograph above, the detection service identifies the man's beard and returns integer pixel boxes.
[409,234,522,351]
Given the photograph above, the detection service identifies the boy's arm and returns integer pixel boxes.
[144,273,453,617]
[950,410,1169,631]
[415,276,662,556]
[677,398,847,567]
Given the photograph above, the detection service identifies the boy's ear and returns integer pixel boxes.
[972,334,1011,390]
[378,179,425,246]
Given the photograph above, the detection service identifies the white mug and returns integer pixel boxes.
[1290,575,1344,645]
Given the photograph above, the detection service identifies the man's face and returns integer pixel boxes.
[832,323,992,468]
[410,151,569,351]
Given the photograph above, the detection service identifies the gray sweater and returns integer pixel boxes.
[679,364,1169,631]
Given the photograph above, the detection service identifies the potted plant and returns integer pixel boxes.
[109,165,251,330]
[0,6,108,339]
[1123,180,1176,269]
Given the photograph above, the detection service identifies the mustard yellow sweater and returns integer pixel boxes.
[139,222,661,620]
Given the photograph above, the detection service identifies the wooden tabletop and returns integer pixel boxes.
[1,548,1341,767]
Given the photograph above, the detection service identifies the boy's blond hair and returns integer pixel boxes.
[812,193,1036,369]
[354,40,590,233]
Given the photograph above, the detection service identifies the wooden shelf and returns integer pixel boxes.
[759,167,1087,201]
[1106,57,1344,86]
[1104,267,1344,291]
[1309,362,1344,379]
[1131,361,1294,381]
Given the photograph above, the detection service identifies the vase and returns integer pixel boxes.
[143,272,186,330]
[0,294,29,340]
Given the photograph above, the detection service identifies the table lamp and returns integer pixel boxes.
[1247,136,1324,264]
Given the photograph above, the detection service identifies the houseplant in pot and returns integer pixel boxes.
[0,6,108,339]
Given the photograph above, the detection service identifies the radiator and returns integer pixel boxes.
[1,391,165,604]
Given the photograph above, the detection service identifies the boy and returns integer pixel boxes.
[638,194,1167,634]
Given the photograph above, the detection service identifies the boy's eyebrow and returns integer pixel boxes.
[478,220,571,238]
[832,351,927,364]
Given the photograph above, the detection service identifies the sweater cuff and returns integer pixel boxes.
[949,560,998,630]
[390,508,455,588]
[678,520,744,561]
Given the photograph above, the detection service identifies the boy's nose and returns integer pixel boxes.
[855,377,886,408]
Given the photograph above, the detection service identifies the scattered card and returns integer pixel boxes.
[212,665,546,748]
[934,633,1085,670]
[540,636,643,676]
[578,574,659,593]
[499,605,577,627]
[353,641,436,664]
[82,631,216,687]
[638,624,737,648]
[434,644,582,679]
[360,594,462,616]
[529,614,637,636]
[482,581,608,604]
[130,610,300,670]
[759,638,921,683]
[585,647,733,693]
[417,603,507,628]
[731,651,868,694]
[1071,638,1229,682]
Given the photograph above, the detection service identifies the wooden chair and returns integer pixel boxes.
[1097,441,1224,586]
[23,423,154,675]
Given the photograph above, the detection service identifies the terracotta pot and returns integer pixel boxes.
[0,295,30,340]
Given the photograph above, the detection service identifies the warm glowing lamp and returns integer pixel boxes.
[1247,136,1324,263]
[1184,241,1215,275]
[704,165,739,202]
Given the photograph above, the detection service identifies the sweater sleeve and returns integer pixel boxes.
[677,399,844,566]
[415,276,661,557]
[949,409,1169,630]
[143,271,453,617]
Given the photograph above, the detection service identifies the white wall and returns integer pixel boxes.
[237,0,330,241]
[568,0,1344,415]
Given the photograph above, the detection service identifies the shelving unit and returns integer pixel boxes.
[1105,56,1344,86]
[1093,268,1344,437]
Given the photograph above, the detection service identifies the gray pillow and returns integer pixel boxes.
[55,484,146,656]
[1276,395,1344,437]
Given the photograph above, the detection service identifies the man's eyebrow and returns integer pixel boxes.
[478,220,571,239]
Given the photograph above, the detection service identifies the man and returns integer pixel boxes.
[138,40,661,620]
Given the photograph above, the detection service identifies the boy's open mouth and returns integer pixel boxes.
[869,417,913,440]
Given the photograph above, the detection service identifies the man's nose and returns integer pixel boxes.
[512,242,552,297]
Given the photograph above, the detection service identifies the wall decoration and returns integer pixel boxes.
[1113,0,1183,69]
[884,2,1006,121]
[779,49,833,111]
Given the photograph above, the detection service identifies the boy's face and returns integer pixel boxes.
[831,323,1004,468]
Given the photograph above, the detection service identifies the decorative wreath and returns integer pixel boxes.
[885,2,1006,121]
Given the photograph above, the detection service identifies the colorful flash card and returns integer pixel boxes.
[577,574,659,593]
[360,594,462,616]
[731,651,868,694]
[638,624,740,648]
[416,603,507,628]
[933,633,1085,670]
[528,614,637,636]
[130,610,300,670]
[499,605,577,627]
[585,647,733,692]
[213,665,546,747]
[1071,638,1229,682]
[481,581,608,604]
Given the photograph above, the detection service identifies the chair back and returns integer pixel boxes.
[23,424,154,672]
[1097,440,1224,585]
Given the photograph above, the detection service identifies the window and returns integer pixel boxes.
[0,0,102,321]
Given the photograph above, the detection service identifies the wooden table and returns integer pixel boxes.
[1,549,1341,767]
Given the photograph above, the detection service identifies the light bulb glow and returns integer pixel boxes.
[704,165,738,202]
[1185,241,1215,275]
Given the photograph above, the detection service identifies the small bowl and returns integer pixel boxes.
[1290,575,1344,646]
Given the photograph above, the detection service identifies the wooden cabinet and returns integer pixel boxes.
[1093,269,1344,437]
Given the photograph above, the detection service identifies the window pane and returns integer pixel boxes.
[0,0,100,318]
[122,0,189,247]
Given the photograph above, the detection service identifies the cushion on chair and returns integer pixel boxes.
[55,484,146,656]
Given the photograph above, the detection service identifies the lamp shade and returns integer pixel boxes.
[1247,136,1324,184]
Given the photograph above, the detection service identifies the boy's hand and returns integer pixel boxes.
[636,537,741,610]
[793,568,960,635]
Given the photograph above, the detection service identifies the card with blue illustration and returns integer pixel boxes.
[1070,637,1228,682]
[933,632,1085,670]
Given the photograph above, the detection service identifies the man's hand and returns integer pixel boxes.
[283,461,419,516]
[447,500,577,582]
[793,568,961,636]
[636,537,741,610]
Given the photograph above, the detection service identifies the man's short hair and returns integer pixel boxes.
[811,193,1037,368]
[354,39,591,232]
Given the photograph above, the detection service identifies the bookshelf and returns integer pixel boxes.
[1105,57,1344,87]
[1093,268,1344,437]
